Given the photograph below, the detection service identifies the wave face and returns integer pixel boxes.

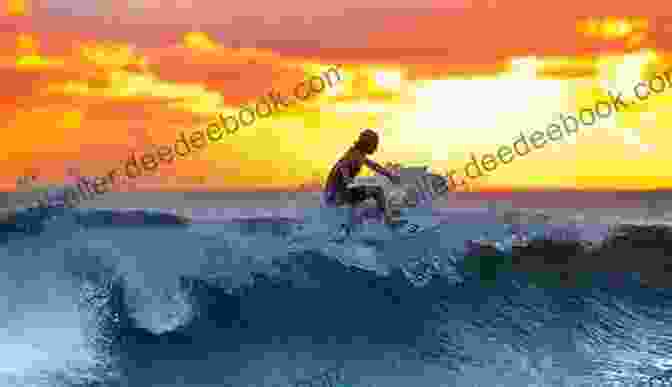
[3,206,672,387]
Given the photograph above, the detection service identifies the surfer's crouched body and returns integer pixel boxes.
[323,129,400,223]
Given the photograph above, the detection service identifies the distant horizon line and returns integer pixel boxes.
[5,187,672,193]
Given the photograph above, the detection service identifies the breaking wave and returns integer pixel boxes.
[2,205,672,387]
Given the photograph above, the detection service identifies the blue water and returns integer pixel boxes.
[2,205,672,387]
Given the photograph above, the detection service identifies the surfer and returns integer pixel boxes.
[323,129,401,229]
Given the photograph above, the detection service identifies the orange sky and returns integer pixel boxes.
[2,0,672,191]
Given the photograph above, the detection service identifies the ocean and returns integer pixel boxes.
[2,194,672,387]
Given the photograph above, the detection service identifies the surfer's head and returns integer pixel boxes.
[354,129,379,154]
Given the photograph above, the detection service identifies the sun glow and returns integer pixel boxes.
[6,0,28,16]
[597,50,656,99]
[400,77,566,149]
[183,31,218,51]
[374,70,403,90]
[577,17,649,40]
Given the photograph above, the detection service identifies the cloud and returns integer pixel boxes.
[0,29,350,186]
[146,34,313,106]
[3,1,672,190]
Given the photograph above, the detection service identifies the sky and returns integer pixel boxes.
[2,0,672,191]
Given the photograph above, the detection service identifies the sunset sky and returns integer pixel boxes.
[2,0,672,191]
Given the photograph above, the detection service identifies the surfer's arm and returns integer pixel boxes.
[364,158,399,182]
[337,160,355,185]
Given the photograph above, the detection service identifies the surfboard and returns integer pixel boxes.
[330,211,442,245]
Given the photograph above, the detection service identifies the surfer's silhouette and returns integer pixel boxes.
[323,129,401,231]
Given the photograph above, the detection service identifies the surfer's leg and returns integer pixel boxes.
[367,186,386,213]
[346,187,368,205]
[362,186,399,224]
[338,189,362,234]
[344,187,383,229]
[324,191,352,236]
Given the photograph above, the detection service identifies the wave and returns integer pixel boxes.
[3,206,672,386]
